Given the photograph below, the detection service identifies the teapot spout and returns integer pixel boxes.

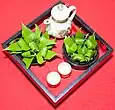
[68,6,76,21]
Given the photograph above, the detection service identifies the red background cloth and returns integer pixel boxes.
[0,0,115,110]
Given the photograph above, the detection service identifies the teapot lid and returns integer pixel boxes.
[51,4,69,21]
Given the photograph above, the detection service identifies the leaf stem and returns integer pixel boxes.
[85,33,89,39]
[79,27,82,30]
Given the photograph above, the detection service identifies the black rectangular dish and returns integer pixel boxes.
[2,1,113,107]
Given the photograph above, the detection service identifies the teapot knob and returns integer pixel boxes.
[57,4,63,11]
[68,6,76,21]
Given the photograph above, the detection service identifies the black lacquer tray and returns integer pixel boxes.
[2,1,113,107]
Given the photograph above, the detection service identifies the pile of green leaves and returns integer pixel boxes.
[64,29,98,63]
[5,23,56,69]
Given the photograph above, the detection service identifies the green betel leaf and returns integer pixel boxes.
[47,45,53,49]
[40,36,46,41]
[28,33,37,41]
[65,44,72,53]
[64,36,74,47]
[64,36,74,53]
[38,41,47,50]
[85,56,90,62]
[39,39,55,50]
[42,32,49,39]
[22,23,32,44]
[75,38,84,45]
[77,45,82,54]
[75,29,84,39]
[71,35,75,40]
[45,50,56,60]
[78,45,87,55]
[70,43,77,52]
[72,53,85,62]
[40,38,56,45]
[93,50,97,56]
[85,39,94,49]
[88,34,97,48]
[74,29,84,45]
[10,51,22,54]
[85,49,94,58]
[29,42,38,51]
[4,42,21,51]
[22,57,34,69]
[22,51,32,57]
[36,52,45,64]
[85,34,97,49]
[40,47,48,57]
[35,24,41,40]
[9,40,15,44]
[17,38,30,51]
[81,45,87,55]
[46,39,56,46]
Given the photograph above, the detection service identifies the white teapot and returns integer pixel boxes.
[44,4,76,38]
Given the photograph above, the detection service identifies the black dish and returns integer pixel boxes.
[62,44,99,70]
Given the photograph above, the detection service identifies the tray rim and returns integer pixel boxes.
[2,0,113,107]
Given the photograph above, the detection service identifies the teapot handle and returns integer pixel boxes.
[68,6,76,21]
[44,19,50,25]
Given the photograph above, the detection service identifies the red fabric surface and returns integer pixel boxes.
[0,0,115,110]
